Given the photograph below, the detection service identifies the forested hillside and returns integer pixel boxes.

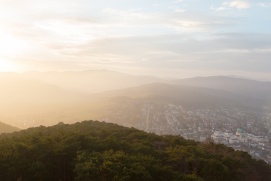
[0,120,270,181]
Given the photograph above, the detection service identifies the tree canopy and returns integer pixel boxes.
[0,120,270,181]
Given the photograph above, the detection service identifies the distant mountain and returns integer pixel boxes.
[1,73,270,130]
[174,76,271,101]
[99,82,266,110]
[0,121,19,134]
[21,70,163,93]
[0,73,90,128]
[0,120,270,181]
[86,82,271,135]
[0,72,86,104]
[0,71,162,128]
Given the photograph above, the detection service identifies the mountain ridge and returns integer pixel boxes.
[1,72,270,129]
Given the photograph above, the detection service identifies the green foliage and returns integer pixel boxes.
[199,158,230,181]
[74,150,175,181]
[0,120,270,181]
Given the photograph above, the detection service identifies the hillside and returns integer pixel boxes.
[0,122,19,134]
[0,73,270,135]
[0,120,270,181]
[175,76,271,101]
[99,83,263,109]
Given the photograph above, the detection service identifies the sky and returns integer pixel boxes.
[0,0,271,79]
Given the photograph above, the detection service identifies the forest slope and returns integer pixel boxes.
[0,120,270,181]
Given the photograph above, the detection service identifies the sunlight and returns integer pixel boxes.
[0,29,28,56]
[0,30,19,54]
[0,28,26,72]
[0,59,19,72]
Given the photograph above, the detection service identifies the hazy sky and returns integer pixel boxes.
[0,0,271,79]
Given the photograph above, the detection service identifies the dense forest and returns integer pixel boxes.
[0,120,270,181]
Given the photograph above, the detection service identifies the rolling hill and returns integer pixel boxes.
[1,72,270,131]
[21,70,163,93]
[174,76,271,101]
[0,120,270,181]
[98,82,265,109]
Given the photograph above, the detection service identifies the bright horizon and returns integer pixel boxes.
[0,0,271,80]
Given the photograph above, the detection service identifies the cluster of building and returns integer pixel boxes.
[211,128,271,163]
[107,101,271,164]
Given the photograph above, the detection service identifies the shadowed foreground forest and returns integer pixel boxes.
[0,120,270,181]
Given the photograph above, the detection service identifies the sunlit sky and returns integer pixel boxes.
[0,0,271,79]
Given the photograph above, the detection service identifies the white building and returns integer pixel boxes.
[229,135,239,144]
[211,131,228,144]
[224,132,233,140]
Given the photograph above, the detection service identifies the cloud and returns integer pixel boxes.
[224,0,250,9]
[175,9,186,13]
[102,7,233,33]
[173,0,184,3]
[49,33,269,73]
[257,2,271,8]
[214,0,250,11]
[0,0,239,43]
[0,0,270,80]
[4,27,271,79]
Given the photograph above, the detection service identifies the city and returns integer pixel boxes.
[103,101,271,164]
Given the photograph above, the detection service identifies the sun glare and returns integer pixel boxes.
[0,60,19,72]
[0,29,26,72]
[0,31,19,53]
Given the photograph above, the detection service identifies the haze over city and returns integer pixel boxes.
[0,0,270,79]
[1,1,271,180]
